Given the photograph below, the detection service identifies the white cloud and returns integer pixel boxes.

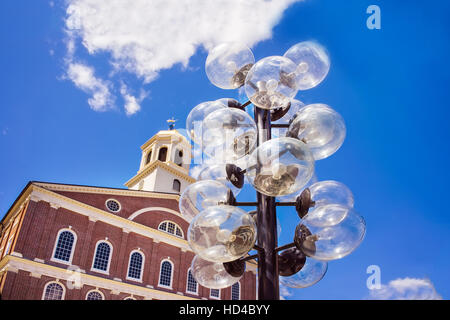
[63,0,302,114]
[66,62,114,112]
[120,83,148,116]
[368,277,442,300]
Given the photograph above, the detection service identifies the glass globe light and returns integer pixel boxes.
[284,41,330,90]
[246,137,315,197]
[206,42,255,89]
[288,104,346,160]
[244,56,299,110]
[217,97,243,109]
[198,163,242,196]
[303,204,351,228]
[280,257,328,288]
[190,255,243,289]
[309,180,354,208]
[186,100,226,143]
[202,108,257,162]
[188,205,257,263]
[294,208,366,261]
[179,180,231,222]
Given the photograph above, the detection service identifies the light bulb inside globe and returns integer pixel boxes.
[284,41,330,90]
[188,205,257,263]
[244,56,299,110]
[246,137,315,197]
[205,42,255,89]
[202,108,257,162]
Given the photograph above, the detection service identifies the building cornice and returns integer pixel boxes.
[34,182,180,201]
[125,160,196,188]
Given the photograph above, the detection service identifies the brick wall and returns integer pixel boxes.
[0,188,256,300]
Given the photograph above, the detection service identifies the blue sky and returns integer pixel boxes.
[1,0,449,300]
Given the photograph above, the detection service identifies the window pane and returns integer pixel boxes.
[210,289,220,298]
[44,283,64,300]
[159,261,172,287]
[128,252,143,280]
[54,231,75,262]
[86,291,103,300]
[231,283,240,300]
[93,242,111,271]
[167,222,175,234]
[187,270,197,293]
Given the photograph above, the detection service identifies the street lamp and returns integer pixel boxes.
[180,41,366,300]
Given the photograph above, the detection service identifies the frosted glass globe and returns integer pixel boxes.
[202,108,257,162]
[284,41,330,90]
[188,205,257,263]
[206,43,255,89]
[244,56,299,110]
[198,163,242,196]
[280,257,327,288]
[179,180,231,222]
[246,137,315,197]
[191,255,243,289]
[295,208,366,261]
[309,180,354,208]
[186,101,226,143]
[288,104,346,160]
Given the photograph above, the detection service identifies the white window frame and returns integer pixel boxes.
[126,250,145,282]
[124,296,136,300]
[42,281,66,300]
[210,289,221,300]
[158,259,174,289]
[85,289,105,300]
[186,268,198,295]
[157,220,184,238]
[91,240,113,275]
[50,228,77,265]
[105,199,122,213]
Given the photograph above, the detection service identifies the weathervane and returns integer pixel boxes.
[167,118,177,130]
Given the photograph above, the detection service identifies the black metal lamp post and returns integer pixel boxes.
[180,42,366,300]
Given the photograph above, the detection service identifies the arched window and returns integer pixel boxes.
[42,282,65,300]
[86,290,104,300]
[231,282,240,300]
[173,179,181,193]
[52,229,76,263]
[127,251,144,281]
[186,269,198,294]
[92,241,112,273]
[124,297,136,300]
[146,151,152,164]
[158,221,183,238]
[175,149,183,166]
[159,260,173,288]
[158,147,168,162]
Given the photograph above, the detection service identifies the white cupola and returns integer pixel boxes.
[125,123,195,194]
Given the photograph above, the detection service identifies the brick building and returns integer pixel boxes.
[0,129,257,300]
